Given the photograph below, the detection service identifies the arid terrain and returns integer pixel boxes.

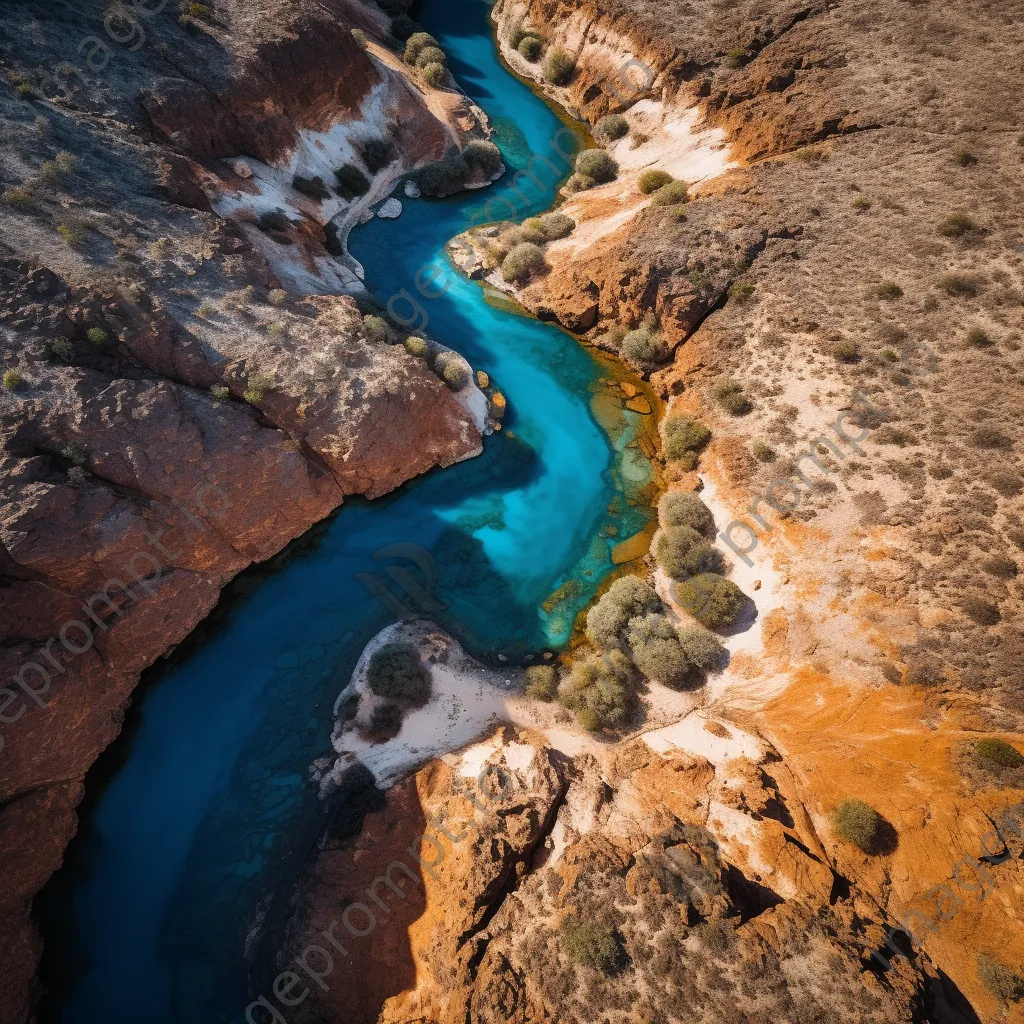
[2,0,1024,1023]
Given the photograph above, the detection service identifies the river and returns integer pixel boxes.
[38,1,654,1020]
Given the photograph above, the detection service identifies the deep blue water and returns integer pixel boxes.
[39,2,653,1021]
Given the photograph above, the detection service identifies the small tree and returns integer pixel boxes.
[674,574,745,628]
[544,47,576,85]
[596,114,628,141]
[654,526,721,580]
[663,414,711,467]
[659,491,714,534]
[502,242,545,284]
[638,169,673,195]
[416,150,470,197]
[627,613,696,689]
[585,575,660,649]
[831,798,883,854]
[575,149,618,184]
[434,350,471,390]
[525,665,558,701]
[677,626,725,671]
[293,175,331,200]
[367,642,432,706]
[539,213,574,239]
[560,649,634,730]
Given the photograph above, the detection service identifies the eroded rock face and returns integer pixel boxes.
[279,730,932,1024]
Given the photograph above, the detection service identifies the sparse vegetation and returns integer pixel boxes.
[752,441,777,463]
[975,738,1024,769]
[663,413,711,468]
[562,920,621,973]
[827,339,861,363]
[938,272,979,297]
[404,335,429,358]
[334,164,371,200]
[525,664,558,701]
[596,114,629,141]
[712,380,752,415]
[966,326,992,348]
[831,798,883,854]
[976,953,1024,1004]
[852,196,872,211]
[198,299,217,318]
[502,242,545,284]
[728,281,755,303]
[351,28,368,46]
[61,440,88,466]
[725,48,747,68]
[366,642,432,706]
[268,288,287,307]
[423,63,447,88]
[362,314,389,343]
[187,2,212,19]
[620,324,668,371]
[674,574,745,628]
[938,210,980,238]
[575,149,618,184]
[565,173,596,194]
[56,221,86,247]
[51,338,73,361]
[210,384,229,403]
[650,180,689,206]
[243,371,274,405]
[638,169,673,195]
[658,491,714,534]
[86,328,108,347]
[2,368,24,391]
[543,47,576,85]
[953,148,978,167]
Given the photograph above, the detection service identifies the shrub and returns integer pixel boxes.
[677,626,725,671]
[391,16,421,42]
[658,491,714,533]
[562,921,620,973]
[752,442,777,463]
[198,299,217,318]
[575,149,618,184]
[565,173,596,193]
[2,368,24,391]
[585,575,660,648]
[725,48,747,68]
[827,339,861,363]
[351,28,368,46]
[728,281,755,303]
[423,63,447,87]
[976,954,1024,1004]
[361,138,396,173]
[539,212,574,239]
[257,210,291,233]
[560,649,634,730]
[627,613,695,689]
[362,314,389,343]
[830,798,883,853]
[369,702,403,739]
[713,380,752,415]
[674,574,745,628]
[938,273,979,297]
[61,440,88,466]
[463,139,502,177]
[1,185,35,208]
[596,114,629,142]
[852,196,872,211]
[525,665,558,701]
[404,335,429,358]
[268,288,287,306]
[877,280,903,300]
[966,326,992,348]
[518,36,542,61]
[975,738,1024,769]
[543,47,576,85]
[51,338,73,361]
[433,350,471,389]
[210,384,229,402]
[243,371,273,405]
[416,150,470,197]
[654,525,720,580]
[367,642,431,706]
[650,180,688,206]
[293,175,331,200]
[938,211,980,238]
[663,414,711,466]
[16,83,36,100]
[953,148,978,167]
[519,218,549,245]
[86,327,108,346]
[187,2,211,18]
[57,222,85,247]
[334,164,371,199]
[638,169,673,195]
[620,326,668,370]
[416,46,447,69]
[502,242,545,284]
[404,31,437,62]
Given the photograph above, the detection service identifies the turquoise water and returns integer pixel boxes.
[39,2,653,1021]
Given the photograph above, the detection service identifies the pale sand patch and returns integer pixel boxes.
[642,711,763,766]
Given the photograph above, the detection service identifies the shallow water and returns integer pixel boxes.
[39,2,654,1021]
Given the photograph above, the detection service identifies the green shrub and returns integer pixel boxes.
[367,642,431,706]
[517,36,542,61]
[976,954,1024,1004]
[938,272,979,297]
[658,490,714,533]
[463,139,502,177]
[725,48,747,68]
[391,14,419,41]
[953,148,978,167]
[575,149,618,184]
[975,738,1024,769]
[827,339,861,363]
[561,649,634,730]
[61,440,88,466]
[362,314,389,343]
[585,575,660,648]
[650,180,688,206]
[674,574,745,628]
[86,327,108,346]
[243,371,273,405]
[404,335,429,358]
[268,288,287,306]
[938,210,980,238]
[1,185,36,208]
[728,281,755,303]
[57,222,85,247]
[638,169,673,195]
[539,212,575,239]
[627,613,695,689]
[502,242,545,284]
[198,299,217,318]
[187,2,211,18]
[663,414,711,467]
[565,173,596,194]
[676,626,725,671]
[369,701,403,739]
[293,175,331,200]
[620,326,668,370]
[596,114,629,141]
[210,384,229,402]
[361,138,396,173]
[433,350,471,389]
[2,368,24,391]
[562,921,620,973]
[51,338,73,361]
[654,525,721,580]
[351,28,368,46]
[752,441,777,463]
[543,47,576,85]
[404,31,438,62]
[415,149,470,197]
[713,380,752,415]
[525,665,558,701]
[966,326,992,348]
[852,196,872,211]
[876,280,903,300]
[423,62,447,88]
[416,46,447,69]
[334,163,371,199]
[519,218,549,244]
[831,798,883,853]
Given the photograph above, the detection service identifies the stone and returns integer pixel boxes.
[403,179,421,198]
[377,198,402,219]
